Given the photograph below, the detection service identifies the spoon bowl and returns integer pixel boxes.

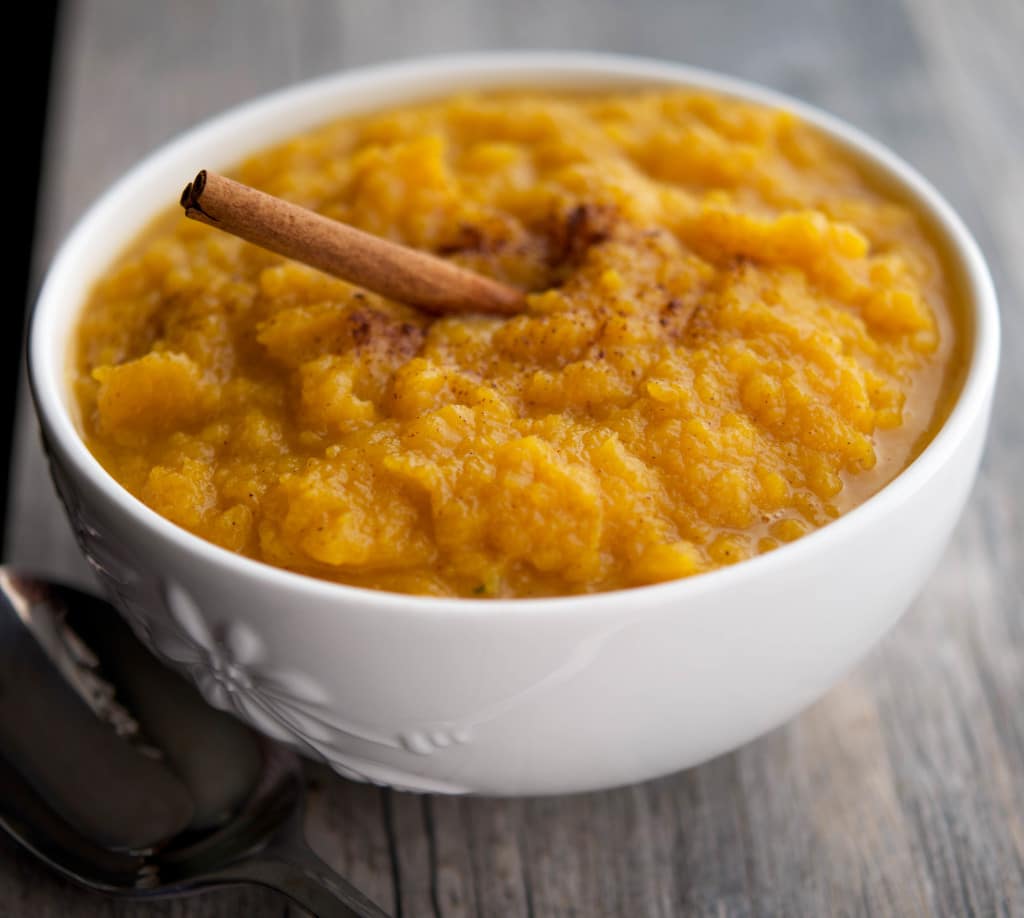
[0,569,387,917]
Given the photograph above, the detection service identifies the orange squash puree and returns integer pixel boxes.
[72,90,962,597]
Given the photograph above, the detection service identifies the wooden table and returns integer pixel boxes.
[4,1,1021,915]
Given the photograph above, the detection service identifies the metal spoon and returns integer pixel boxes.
[0,567,389,917]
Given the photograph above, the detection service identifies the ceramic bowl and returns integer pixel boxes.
[29,52,999,795]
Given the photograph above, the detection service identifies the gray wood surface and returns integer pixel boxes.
[3,1,1022,915]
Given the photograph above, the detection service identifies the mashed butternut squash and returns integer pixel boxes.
[73,90,961,597]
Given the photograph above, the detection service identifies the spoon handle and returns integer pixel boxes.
[213,842,390,918]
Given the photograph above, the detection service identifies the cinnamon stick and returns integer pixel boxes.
[180,170,525,315]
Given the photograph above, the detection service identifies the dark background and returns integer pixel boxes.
[5,1,59,554]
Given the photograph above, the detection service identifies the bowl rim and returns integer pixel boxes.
[29,50,1001,617]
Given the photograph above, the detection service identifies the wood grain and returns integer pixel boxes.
[4,1,1021,915]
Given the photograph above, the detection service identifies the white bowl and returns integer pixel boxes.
[29,52,999,795]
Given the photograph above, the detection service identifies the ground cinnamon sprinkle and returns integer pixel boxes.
[73,89,962,597]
